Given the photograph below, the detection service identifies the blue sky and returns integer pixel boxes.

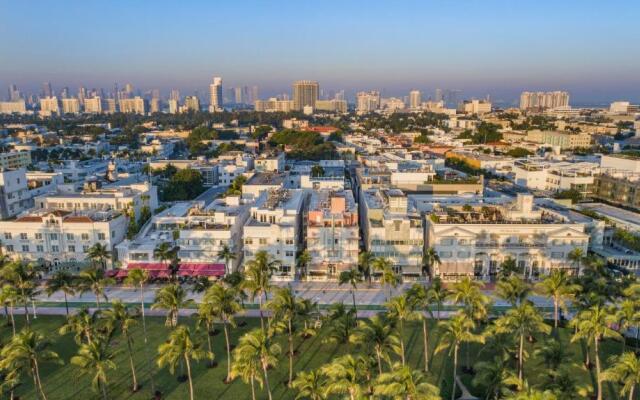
[1,0,639,104]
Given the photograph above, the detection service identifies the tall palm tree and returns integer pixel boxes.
[76,267,115,309]
[533,338,570,372]
[535,269,580,329]
[498,257,519,280]
[422,247,441,278]
[217,244,236,276]
[203,282,241,382]
[601,351,640,400]
[71,338,116,400]
[0,328,62,400]
[230,350,263,400]
[195,301,217,368]
[407,283,434,372]
[338,268,362,318]
[157,325,210,400]
[349,314,400,375]
[266,286,300,386]
[153,241,173,267]
[87,243,111,270]
[428,277,449,321]
[45,270,76,316]
[385,294,420,366]
[567,248,585,275]
[473,355,517,400]
[435,312,485,400]
[374,257,399,300]
[496,276,531,307]
[571,304,622,400]
[123,268,155,392]
[449,276,490,322]
[321,354,365,400]
[0,284,19,336]
[59,307,100,345]
[0,261,38,324]
[297,249,312,280]
[358,251,375,286]
[324,303,356,344]
[233,328,281,400]
[292,370,326,400]
[151,283,194,327]
[616,299,640,353]
[102,300,140,392]
[243,250,279,331]
[505,388,558,400]
[492,301,551,381]
[374,362,441,400]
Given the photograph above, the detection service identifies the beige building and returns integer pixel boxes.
[526,130,591,149]
[255,98,294,112]
[520,91,570,110]
[409,90,421,110]
[315,99,348,113]
[459,99,491,114]
[84,97,103,114]
[39,96,60,116]
[209,77,223,112]
[292,80,319,111]
[61,98,80,114]
[119,97,146,114]
[0,100,27,114]
[356,91,381,113]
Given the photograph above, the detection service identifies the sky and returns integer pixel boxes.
[1,0,639,105]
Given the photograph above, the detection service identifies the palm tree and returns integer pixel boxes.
[0,284,19,336]
[534,338,570,372]
[266,286,300,386]
[59,307,100,345]
[407,283,434,372]
[71,338,117,400]
[292,370,326,400]
[385,294,420,366]
[321,354,365,400]
[616,299,640,352]
[374,257,399,300]
[535,269,580,329]
[230,350,264,400]
[422,247,441,278]
[358,251,375,286]
[473,355,517,400]
[243,250,279,331]
[153,241,173,267]
[428,277,449,321]
[217,244,236,276]
[449,276,490,322]
[505,388,558,400]
[338,268,362,318]
[496,275,531,306]
[349,314,400,375]
[203,282,241,382]
[87,243,111,270]
[0,328,62,400]
[157,325,210,400]
[567,248,585,275]
[601,351,640,400]
[324,303,356,344]
[233,329,281,400]
[493,301,551,381]
[297,249,312,280]
[571,304,622,400]
[76,267,115,309]
[435,312,485,400]
[0,261,38,324]
[102,300,140,392]
[499,257,519,280]
[152,283,194,327]
[375,362,441,399]
[195,300,218,368]
[45,270,76,316]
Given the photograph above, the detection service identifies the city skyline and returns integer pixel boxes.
[1,0,639,104]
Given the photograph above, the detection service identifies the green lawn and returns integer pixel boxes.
[0,314,630,399]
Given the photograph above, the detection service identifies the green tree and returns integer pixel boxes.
[233,329,281,400]
[321,354,366,400]
[358,251,375,286]
[70,339,116,400]
[373,257,399,300]
[473,355,517,400]
[0,284,19,336]
[349,314,400,375]
[338,268,362,318]
[230,349,263,400]
[422,247,441,278]
[297,249,312,280]
[374,362,441,399]
[151,283,194,327]
[385,294,420,366]
[0,328,62,400]
[157,325,210,400]
[407,283,434,372]
[496,276,531,306]
[428,277,450,321]
[102,300,140,392]
[266,287,300,386]
[59,308,100,345]
[76,267,115,309]
[87,243,111,270]
[45,270,76,316]
[601,352,640,400]
[243,250,279,331]
[292,370,326,400]
[217,244,236,275]
[535,269,580,329]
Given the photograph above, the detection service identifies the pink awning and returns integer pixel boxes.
[124,262,225,277]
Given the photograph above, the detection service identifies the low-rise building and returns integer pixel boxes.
[0,151,31,170]
[306,189,359,280]
[513,159,599,195]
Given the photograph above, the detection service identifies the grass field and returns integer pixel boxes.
[0,313,629,400]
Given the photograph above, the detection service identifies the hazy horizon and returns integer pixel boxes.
[1,0,639,104]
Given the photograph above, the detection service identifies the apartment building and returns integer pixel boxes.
[527,130,591,150]
[458,99,492,115]
[0,208,127,269]
[315,99,348,113]
[255,152,285,172]
[254,98,294,112]
[425,194,590,281]
[61,98,81,114]
[356,91,381,113]
[84,97,103,114]
[306,189,359,280]
[0,151,31,169]
[0,100,27,114]
[593,171,640,210]
[39,96,60,116]
[119,97,147,115]
[520,91,570,110]
[243,188,308,280]
[361,188,424,279]
[513,159,599,195]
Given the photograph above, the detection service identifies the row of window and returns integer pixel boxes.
[370,239,424,246]
[245,238,295,245]
[245,250,295,258]
[4,232,100,241]
[438,237,585,246]
[4,244,91,253]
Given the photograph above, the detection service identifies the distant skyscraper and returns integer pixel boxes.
[42,82,52,98]
[60,87,69,99]
[78,86,86,105]
[209,76,223,112]
[292,80,319,111]
[409,90,421,110]
[150,98,160,113]
[335,90,345,101]
[184,96,200,112]
[519,91,570,110]
[151,89,160,100]
[124,83,134,98]
[7,84,20,101]
[356,91,381,113]
[170,89,180,101]
[234,87,243,104]
[435,88,443,102]
[251,86,259,104]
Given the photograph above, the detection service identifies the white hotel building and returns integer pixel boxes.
[425,194,590,281]
[243,188,308,280]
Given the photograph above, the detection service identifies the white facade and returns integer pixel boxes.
[513,159,599,195]
[84,97,102,114]
[61,98,81,114]
[39,97,60,116]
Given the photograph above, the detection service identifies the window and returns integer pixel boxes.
[457,251,470,258]
[81,233,89,240]
[83,245,89,252]
[51,245,59,252]
[285,239,294,245]
[5,245,13,252]
[259,238,267,245]
[440,238,453,246]
[98,233,106,240]
[35,233,42,240]
[458,239,467,245]
[22,245,29,252]
[68,245,76,252]
[66,233,74,241]
[551,252,564,259]
[4,233,11,240]
[286,251,294,257]
[20,233,27,240]
[439,251,452,258]
[50,233,58,240]
[36,245,44,252]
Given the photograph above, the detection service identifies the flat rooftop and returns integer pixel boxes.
[579,202,640,229]
[245,172,286,186]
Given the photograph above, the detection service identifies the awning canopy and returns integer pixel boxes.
[116,262,226,278]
